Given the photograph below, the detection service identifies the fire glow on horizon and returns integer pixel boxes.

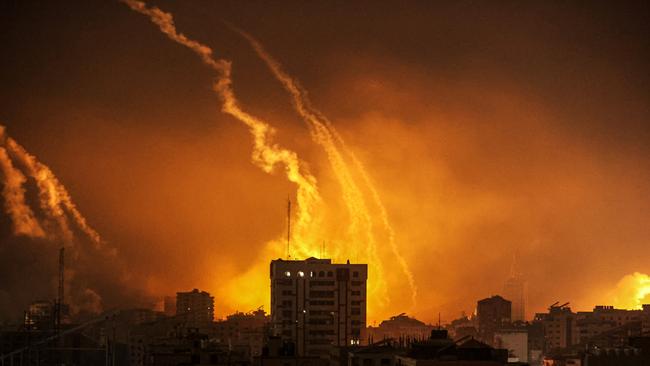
[0,0,648,324]
[120,0,417,321]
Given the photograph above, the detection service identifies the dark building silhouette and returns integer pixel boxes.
[476,295,511,346]
[257,336,327,366]
[176,288,215,327]
[366,313,434,343]
[543,335,650,366]
[213,308,270,358]
[270,258,367,357]
[23,300,55,330]
[163,295,176,316]
[396,329,509,365]
[534,303,576,350]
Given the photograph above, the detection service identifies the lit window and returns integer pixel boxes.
[285,271,291,277]
[298,271,305,277]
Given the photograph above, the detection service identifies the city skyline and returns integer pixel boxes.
[1,0,649,327]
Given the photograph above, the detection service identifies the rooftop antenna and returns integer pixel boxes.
[56,246,64,330]
[321,240,325,259]
[438,312,441,330]
[510,249,521,278]
[287,195,291,260]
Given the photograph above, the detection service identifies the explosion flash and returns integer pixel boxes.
[610,272,650,310]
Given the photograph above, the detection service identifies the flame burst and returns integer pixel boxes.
[123,0,417,320]
[610,272,650,309]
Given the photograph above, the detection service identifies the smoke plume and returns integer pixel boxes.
[0,124,140,320]
[232,26,418,309]
[121,0,424,318]
[121,0,321,246]
[0,133,45,238]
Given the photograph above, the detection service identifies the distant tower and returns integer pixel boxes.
[503,252,527,322]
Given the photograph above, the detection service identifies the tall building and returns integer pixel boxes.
[503,253,526,322]
[270,257,367,357]
[476,295,511,345]
[176,289,214,327]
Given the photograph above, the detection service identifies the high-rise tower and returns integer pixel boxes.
[270,258,367,357]
[503,252,527,322]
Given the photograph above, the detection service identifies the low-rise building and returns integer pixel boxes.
[176,289,215,328]
[477,295,511,346]
[366,314,434,344]
[494,328,527,363]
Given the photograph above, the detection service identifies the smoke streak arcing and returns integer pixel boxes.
[121,0,322,262]
[122,0,420,317]
[0,124,103,249]
[233,29,418,308]
[4,136,103,246]
[0,129,45,238]
[0,123,149,317]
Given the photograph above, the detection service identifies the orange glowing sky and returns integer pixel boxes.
[0,0,649,323]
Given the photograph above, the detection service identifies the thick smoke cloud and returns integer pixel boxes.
[0,0,648,323]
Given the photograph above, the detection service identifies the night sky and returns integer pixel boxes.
[0,0,649,323]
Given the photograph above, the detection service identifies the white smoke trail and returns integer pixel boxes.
[0,128,46,238]
[4,137,103,245]
[233,28,417,308]
[121,0,322,254]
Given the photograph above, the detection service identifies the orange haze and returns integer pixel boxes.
[0,1,648,323]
